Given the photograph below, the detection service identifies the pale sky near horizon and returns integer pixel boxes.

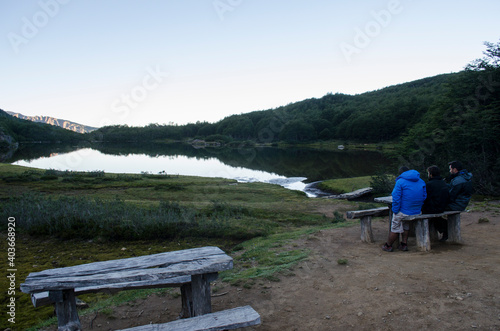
[1,0,499,128]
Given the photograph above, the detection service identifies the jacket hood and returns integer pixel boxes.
[458,170,473,181]
[396,169,421,182]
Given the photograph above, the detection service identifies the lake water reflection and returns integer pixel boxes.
[11,144,395,197]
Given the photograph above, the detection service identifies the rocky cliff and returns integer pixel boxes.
[7,112,97,133]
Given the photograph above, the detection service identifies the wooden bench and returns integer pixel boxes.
[346,207,390,243]
[119,305,261,331]
[346,206,462,251]
[21,246,258,331]
[401,211,462,252]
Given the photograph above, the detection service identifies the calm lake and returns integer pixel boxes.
[9,143,395,197]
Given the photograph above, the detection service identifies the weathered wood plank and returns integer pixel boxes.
[401,211,461,221]
[324,187,373,200]
[32,275,191,307]
[21,254,232,293]
[346,207,389,219]
[374,196,392,204]
[118,305,261,331]
[24,246,226,280]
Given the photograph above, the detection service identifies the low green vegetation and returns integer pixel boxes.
[0,164,357,330]
[221,226,343,285]
[317,176,372,194]
[337,258,348,265]
[3,193,264,241]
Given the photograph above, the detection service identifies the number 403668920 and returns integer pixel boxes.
[7,217,16,266]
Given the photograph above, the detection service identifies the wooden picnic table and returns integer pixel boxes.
[21,246,235,331]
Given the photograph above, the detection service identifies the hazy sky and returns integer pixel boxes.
[1,0,499,128]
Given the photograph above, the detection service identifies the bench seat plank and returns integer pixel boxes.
[400,210,461,221]
[346,207,389,219]
[31,275,191,307]
[119,306,261,331]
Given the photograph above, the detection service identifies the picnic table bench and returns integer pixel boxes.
[21,246,261,331]
[346,196,463,252]
[119,305,261,331]
[346,207,390,243]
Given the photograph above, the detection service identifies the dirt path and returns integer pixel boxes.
[49,203,500,330]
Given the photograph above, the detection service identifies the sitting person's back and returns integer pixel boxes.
[392,169,427,216]
[422,165,449,214]
[422,165,450,241]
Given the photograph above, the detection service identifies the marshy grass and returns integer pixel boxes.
[1,193,265,241]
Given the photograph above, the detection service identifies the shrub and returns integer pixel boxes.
[370,173,394,194]
[332,211,345,223]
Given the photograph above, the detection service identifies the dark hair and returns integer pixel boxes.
[448,161,463,171]
[427,165,440,177]
[398,166,409,175]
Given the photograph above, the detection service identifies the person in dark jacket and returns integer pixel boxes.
[446,161,473,211]
[437,161,473,242]
[422,165,450,241]
[382,166,427,252]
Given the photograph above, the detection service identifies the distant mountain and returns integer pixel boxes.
[6,111,97,133]
[0,109,88,158]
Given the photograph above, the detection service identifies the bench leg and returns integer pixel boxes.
[414,219,431,252]
[447,213,462,243]
[180,283,193,318]
[191,272,218,316]
[49,289,81,331]
[360,216,374,243]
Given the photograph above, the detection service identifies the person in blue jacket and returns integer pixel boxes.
[382,166,427,252]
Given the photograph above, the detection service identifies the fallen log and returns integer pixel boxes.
[323,187,373,200]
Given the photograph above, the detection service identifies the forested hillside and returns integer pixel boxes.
[400,45,500,195]
[89,73,452,144]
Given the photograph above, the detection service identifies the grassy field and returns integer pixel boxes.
[0,164,377,330]
[317,176,373,194]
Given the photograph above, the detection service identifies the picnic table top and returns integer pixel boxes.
[21,246,233,294]
[374,196,392,204]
